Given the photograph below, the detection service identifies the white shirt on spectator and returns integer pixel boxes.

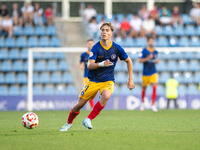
[1,19,13,27]
[83,8,97,22]
[142,19,155,32]
[21,5,34,13]
[190,8,200,18]
[113,21,120,30]
[34,8,43,17]
[130,18,142,32]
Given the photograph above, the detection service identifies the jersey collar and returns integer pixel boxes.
[146,47,155,52]
[100,40,112,50]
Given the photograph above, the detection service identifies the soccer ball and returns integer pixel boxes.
[21,112,39,129]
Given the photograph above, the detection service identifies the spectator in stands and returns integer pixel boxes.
[141,16,156,38]
[190,3,200,25]
[138,5,149,20]
[130,14,142,38]
[87,17,98,39]
[112,18,121,38]
[21,1,34,25]
[9,2,23,26]
[0,3,8,24]
[33,3,43,26]
[1,14,13,37]
[45,5,53,25]
[83,4,97,24]
[98,18,105,29]
[159,5,172,26]
[171,6,183,26]
[149,4,159,25]
[120,16,132,38]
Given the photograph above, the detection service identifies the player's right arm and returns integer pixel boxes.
[87,59,113,70]
[138,53,153,63]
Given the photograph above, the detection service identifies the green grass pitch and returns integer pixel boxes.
[0,110,200,150]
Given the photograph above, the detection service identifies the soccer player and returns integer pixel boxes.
[139,37,159,112]
[60,22,135,131]
[79,39,95,109]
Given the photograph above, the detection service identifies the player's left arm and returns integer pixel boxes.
[124,57,135,90]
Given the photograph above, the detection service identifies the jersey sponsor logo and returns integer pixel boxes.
[90,52,93,57]
[111,54,116,60]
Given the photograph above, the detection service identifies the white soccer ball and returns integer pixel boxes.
[21,112,39,129]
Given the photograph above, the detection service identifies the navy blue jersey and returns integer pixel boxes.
[80,51,90,77]
[139,47,158,76]
[88,41,128,82]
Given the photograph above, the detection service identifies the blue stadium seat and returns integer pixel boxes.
[28,36,38,47]
[181,14,194,24]
[194,52,200,59]
[35,26,46,36]
[164,26,174,36]
[167,60,177,71]
[159,72,171,84]
[183,72,193,84]
[116,14,124,23]
[39,72,50,83]
[185,25,196,36]
[172,52,183,59]
[33,73,39,84]
[120,84,132,95]
[115,72,127,84]
[96,14,104,23]
[188,60,199,71]
[20,85,27,95]
[156,60,167,71]
[178,84,187,95]
[24,25,34,36]
[196,26,200,36]
[153,38,158,47]
[126,14,133,22]
[13,60,23,71]
[135,37,147,47]
[182,52,194,59]
[177,60,188,71]
[0,48,8,59]
[129,52,138,60]
[66,85,77,95]
[39,36,50,47]
[16,36,27,48]
[0,37,5,47]
[9,48,20,59]
[54,52,65,59]
[194,72,200,84]
[50,37,61,47]
[115,63,121,72]
[20,49,28,59]
[51,72,62,83]
[0,73,4,84]
[43,52,53,59]
[46,25,56,35]
[33,85,43,95]
[55,85,66,95]
[5,73,16,84]
[132,85,141,95]
[178,36,190,47]
[63,73,73,84]
[9,85,20,95]
[13,26,23,36]
[23,61,28,71]
[155,25,163,36]
[157,36,169,47]
[173,72,183,83]
[132,73,140,84]
[0,85,8,95]
[188,84,199,95]
[33,52,42,59]
[157,84,165,95]
[174,25,184,36]
[44,85,54,95]
[58,60,69,71]
[113,85,120,95]
[159,52,173,59]
[169,37,178,47]
[1,60,12,71]
[47,60,57,71]
[120,62,128,72]
[34,60,46,71]
[17,73,27,84]
[124,37,135,47]
[190,36,200,47]
[105,14,115,22]
[5,37,16,48]
[133,61,142,71]
[114,37,125,47]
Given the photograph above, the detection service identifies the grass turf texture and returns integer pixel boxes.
[0,110,200,150]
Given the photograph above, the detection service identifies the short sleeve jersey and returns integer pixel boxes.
[88,41,128,82]
[80,51,90,78]
[139,47,158,76]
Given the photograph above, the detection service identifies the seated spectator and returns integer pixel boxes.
[138,5,149,20]
[171,6,183,26]
[87,17,98,39]
[112,18,121,38]
[1,14,13,37]
[120,16,132,38]
[0,3,8,21]
[190,3,200,25]
[159,5,172,26]
[83,4,97,24]
[9,2,23,26]
[149,4,159,24]
[45,5,53,25]
[141,16,156,38]
[21,1,34,25]
[33,3,43,26]
[130,14,142,38]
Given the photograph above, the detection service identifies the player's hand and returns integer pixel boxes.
[104,59,113,67]
[155,59,159,63]
[148,53,153,59]
[127,79,135,90]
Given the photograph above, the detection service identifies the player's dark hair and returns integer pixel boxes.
[100,22,114,32]
[87,39,94,42]
[147,36,154,41]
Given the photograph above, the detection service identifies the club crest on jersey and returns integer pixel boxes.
[81,91,84,96]
[90,52,93,57]
[111,54,116,60]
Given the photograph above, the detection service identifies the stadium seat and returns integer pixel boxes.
[155,25,163,36]
[58,60,69,71]
[17,73,27,84]
[124,37,135,47]
[128,52,138,60]
[172,52,183,59]
[169,37,178,47]
[183,72,193,84]
[13,26,23,36]
[9,48,20,59]
[159,72,171,84]
[0,48,8,59]
[196,26,200,36]
[188,84,199,95]
[178,36,190,47]
[16,36,27,48]
[115,72,127,84]
[24,25,34,36]
[0,85,8,95]
[33,85,43,95]
[105,14,115,22]
[46,25,56,35]
[132,73,140,84]
[43,52,53,59]
[0,73,4,84]
[66,85,77,95]
[33,52,42,59]
[113,85,120,95]
[28,36,38,47]
[167,60,177,71]
[135,37,147,47]
[96,14,104,23]
[1,60,12,71]
[54,52,65,59]
[188,60,199,71]
[126,14,133,21]
[194,52,200,59]
[5,37,16,48]
[190,36,200,47]
[194,72,200,84]
[182,52,194,60]
[13,60,23,71]
[34,60,46,71]
[177,60,188,71]
[55,85,66,95]
[115,63,121,72]
[116,14,124,23]
[181,14,194,24]
[159,52,172,60]
[173,72,183,83]
[164,26,174,36]
[185,25,196,36]
[51,72,62,83]
[9,85,20,95]
[157,84,165,95]
[5,73,16,84]
[47,60,57,71]
[114,37,125,47]
[35,26,46,36]
[178,84,187,95]
[153,38,158,47]
[39,72,50,83]
[133,61,142,71]
[132,85,141,95]
[39,36,50,47]
[20,49,28,59]
[20,85,27,95]
[174,25,184,36]
[120,84,132,95]
[0,37,5,47]
[23,60,28,71]
[50,36,61,47]
[63,73,73,84]
[44,85,54,95]
[157,36,169,47]
[33,72,39,84]
[156,60,167,71]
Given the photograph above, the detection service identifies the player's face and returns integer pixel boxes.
[100,25,113,40]
[86,41,94,51]
[148,38,154,47]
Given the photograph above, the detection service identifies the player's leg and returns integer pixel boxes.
[167,99,170,109]
[89,100,94,109]
[151,82,158,112]
[83,78,94,109]
[140,76,147,111]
